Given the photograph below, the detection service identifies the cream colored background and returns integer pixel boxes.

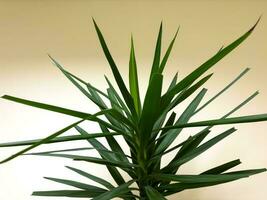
[0,0,267,199]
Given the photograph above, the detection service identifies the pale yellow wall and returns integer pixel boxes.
[0,0,266,199]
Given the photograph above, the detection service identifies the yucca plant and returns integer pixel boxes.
[0,18,266,199]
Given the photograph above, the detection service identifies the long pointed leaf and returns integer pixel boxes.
[0,119,84,164]
[129,36,141,116]
[149,22,162,81]
[145,186,167,200]
[159,27,179,73]
[161,18,260,106]
[66,166,115,190]
[92,180,135,200]
[92,19,137,119]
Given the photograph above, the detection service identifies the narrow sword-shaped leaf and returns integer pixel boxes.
[0,132,120,147]
[176,91,259,152]
[25,147,131,159]
[99,124,131,162]
[145,186,167,200]
[49,57,137,131]
[33,153,138,168]
[129,36,141,116]
[161,113,267,130]
[92,180,135,200]
[32,190,103,198]
[1,95,121,132]
[24,147,93,155]
[166,73,213,112]
[155,88,207,155]
[66,166,115,190]
[149,22,162,81]
[62,68,125,111]
[44,176,107,191]
[152,173,252,183]
[161,18,260,107]
[160,168,266,195]
[105,75,132,119]
[194,68,250,115]
[163,127,236,172]
[151,72,178,139]
[0,119,84,164]
[92,19,137,120]
[159,27,179,74]
[139,73,163,142]
[75,126,133,186]
[201,159,242,174]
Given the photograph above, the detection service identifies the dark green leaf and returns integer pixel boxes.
[201,159,241,174]
[159,27,179,74]
[92,180,135,200]
[92,19,137,120]
[145,186,167,200]
[155,88,207,155]
[139,73,163,145]
[129,36,141,116]
[66,166,115,190]
[161,18,260,105]
[32,190,102,198]
[163,127,236,172]
[161,113,267,130]
[0,132,120,147]
[194,68,250,115]
[44,176,107,192]
[0,119,84,164]
[149,22,162,81]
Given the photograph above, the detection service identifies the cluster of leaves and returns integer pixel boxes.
[0,18,266,200]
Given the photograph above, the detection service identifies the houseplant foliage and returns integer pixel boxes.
[0,18,266,199]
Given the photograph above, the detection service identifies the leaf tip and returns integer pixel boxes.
[249,16,261,33]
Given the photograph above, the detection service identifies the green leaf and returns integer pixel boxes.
[224,168,266,176]
[1,95,121,132]
[149,22,162,81]
[201,159,242,174]
[139,73,163,145]
[92,19,137,120]
[25,147,93,155]
[32,190,102,198]
[44,176,107,192]
[33,153,138,168]
[162,73,212,111]
[129,36,141,116]
[179,91,259,151]
[0,132,120,147]
[163,127,236,172]
[156,112,176,147]
[152,173,252,183]
[161,18,260,105]
[161,113,267,130]
[169,129,210,173]
[145,186,167,200]
[155,88,207,155]
[160,168,266,195]
[92,180,135,200]
[107,88,123,115]
[75,126,131,185]
[48,55,98,106]
[66,166,115,190]
[194,68,250,115]
[151,72,178,138]
[0,119,84,164]
[105,75,132,119]
[159,27,179,74]
[99,124,131,163]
